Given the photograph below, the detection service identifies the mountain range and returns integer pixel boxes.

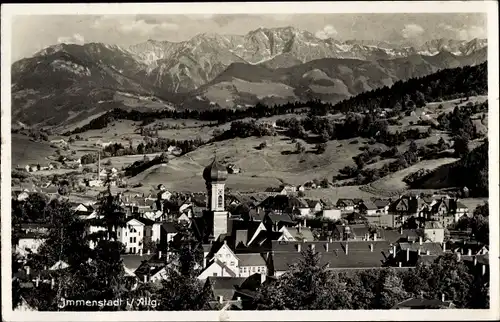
[11,26,487,127]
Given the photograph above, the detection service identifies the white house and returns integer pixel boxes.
[117,218,145,254]
[88,179,103,187]
[237,253,267,277]
[322,208,342,220]
[18,235,45,253]
[454,201,470,222]
[197,260,237,280]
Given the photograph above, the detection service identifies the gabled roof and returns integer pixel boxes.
[161,222,179,234]
[360,200,378,210]
[236,253,266,267]
[336,198,355,206]
[373,199,391,208]
[206,276,246,302]
[265,213,295,225]
[128,216,154,226]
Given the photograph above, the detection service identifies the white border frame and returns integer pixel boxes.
[1,2,499,321]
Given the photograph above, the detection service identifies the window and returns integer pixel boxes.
[226,254,230,258]
[242,267,246,272]
[213,273,218,277]
[230,261,235,266]
[129,237,136,243]
[252,267,256,272]
[257,267,261,272]
[218,194,223,208]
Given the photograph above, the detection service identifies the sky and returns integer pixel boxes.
[11,13,487,62]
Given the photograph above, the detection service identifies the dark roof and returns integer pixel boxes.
[373,199,391,208]
[265,213,295,225]
[398,242,444,256]
[381,229,419,243]
[336,199,355,206]
[134,259,167,280]
[237,253,267,267]
[203,156,228,182]
[302,199,321,208]
[132,216,156,226]
[271,249,387,271]
[161,222,179,234]
[259,195,306,212]
[392,298,456,309]
[121,254,154,272]
[270,240,390,254]
[360,200,378,210]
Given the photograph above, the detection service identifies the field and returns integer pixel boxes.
[127,135,370,193]
[11,95,489,204]
[367,157,459,194]
[12,134,57,167]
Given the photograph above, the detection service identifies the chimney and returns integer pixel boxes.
[26,266,30,276]
[260,272,266,284]
[419,236,423,245]
[144,274,147,283]
[370,244,374,252]
[218,295,224,304]
[373,233,377,241]
[237,297,242,302]
[418,248,421,255]
[399,262,402,268]
[325,242,329,252]
[393,245,397,256]
[311,244,316,251]
[298,223,302,233]
[474,256,478,266]
[51,278,55,289]
[482,264,486,276]
[297,243,301,252]
[400,226,403,235]
[468,249,472,256]
[406,248,410,262]
[303,218,307,227]
[426,250,430,255]
[345,243,349,255]
[442,242,446,252]
[139,248,143,256]
[457,252,461,262]
[442,294,445,302]
[147,249,151,256]
[158,251,162,259]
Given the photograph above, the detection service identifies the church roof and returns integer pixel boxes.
[203,156,228,182]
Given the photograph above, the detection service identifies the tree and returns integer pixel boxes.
[316,143,327,154]
[254,249,352,310]
[453,135,470,158]
[376,269,409,309]
[295,142,305,154]
[156,224,212,310]
[471,203,489,245]
[58,183,70,196]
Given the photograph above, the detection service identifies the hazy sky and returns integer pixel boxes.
[11,13,487,62]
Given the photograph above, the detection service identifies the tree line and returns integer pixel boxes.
[63,63,486,136]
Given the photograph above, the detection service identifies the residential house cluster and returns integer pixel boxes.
[12,156,486,310]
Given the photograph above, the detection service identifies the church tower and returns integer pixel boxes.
[203,155,228,241]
